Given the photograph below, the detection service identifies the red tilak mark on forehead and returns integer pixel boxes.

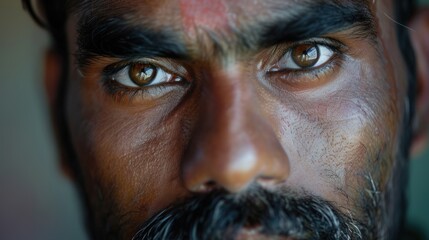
[180,0,229,36]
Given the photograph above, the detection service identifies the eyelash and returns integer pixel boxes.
[267,39,347,86]
[274,58,342,89]
[101,38,347,100]
[102,61,188,101]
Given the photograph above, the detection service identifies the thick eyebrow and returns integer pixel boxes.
[257,1,375,47]
[75,0,375,67]
[76,17,187,68]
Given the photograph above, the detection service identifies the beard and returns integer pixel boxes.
[132,186,374,240]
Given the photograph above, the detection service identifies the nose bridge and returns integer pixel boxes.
[182,67,290,193]
[205,68,254,136]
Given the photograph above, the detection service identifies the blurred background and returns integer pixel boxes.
[0,0,428,239]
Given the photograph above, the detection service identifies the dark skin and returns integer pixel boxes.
[42,0,429,239]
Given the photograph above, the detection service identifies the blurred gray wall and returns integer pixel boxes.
[0,0,428,239]
[0,1,85,239]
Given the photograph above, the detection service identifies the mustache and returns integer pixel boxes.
[132,186,370,240]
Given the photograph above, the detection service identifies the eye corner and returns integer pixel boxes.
[99,59,192,102]
[270,40,342,72]
[262,39,347,91]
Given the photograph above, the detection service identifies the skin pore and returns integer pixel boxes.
[36,0,429,239]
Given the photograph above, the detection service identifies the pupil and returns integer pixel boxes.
[292,44,320,68]
[129,63,157,86]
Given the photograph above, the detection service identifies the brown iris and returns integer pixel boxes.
[291,44,320,68]
[128,63,157,86]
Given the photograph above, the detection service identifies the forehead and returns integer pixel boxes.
[69,0,393,71]
[71,0,373,32]
[71,0,380,62]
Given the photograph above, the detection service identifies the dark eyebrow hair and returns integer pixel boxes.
[75,0,375,67]
[76,17,187,68]
[258,1,375,47]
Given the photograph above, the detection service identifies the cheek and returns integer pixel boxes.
[65,72,195,228]
[263,57,400,207]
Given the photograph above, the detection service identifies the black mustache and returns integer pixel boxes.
[132,186,369,240]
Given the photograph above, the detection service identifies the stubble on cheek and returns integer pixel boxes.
[79,89,204,238]
[63,61,191,238]
[268,48,401,225]
[69,113,185,238]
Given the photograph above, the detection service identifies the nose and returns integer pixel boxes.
[181,69,290,193]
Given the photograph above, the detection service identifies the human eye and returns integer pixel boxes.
[276,44,334,70]
[102,60,188,101]
[266,39,346,89]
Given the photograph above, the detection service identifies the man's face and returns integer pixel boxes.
[63,0,411,239]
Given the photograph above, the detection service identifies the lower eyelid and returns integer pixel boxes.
[266,55,343,89]
[269,51,339,75]
[109,65,175,88]
[273,43,337,71]
[98,59,193,103]
[102,78,189,103]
